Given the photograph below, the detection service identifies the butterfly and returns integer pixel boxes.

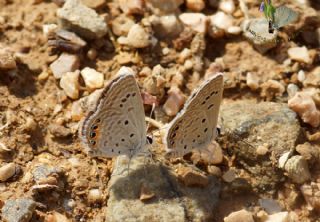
[260,1,298,33]
[79,67,147,159]
[164,73,224,158]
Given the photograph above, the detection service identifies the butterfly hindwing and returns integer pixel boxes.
[80,68,146,158]
[165,73,224,157]
[274,5,298,29]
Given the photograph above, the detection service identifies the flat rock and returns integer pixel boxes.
[106,155,220,221]
[219,100,301,192]
[2,198,36,222]
[57,0,108,39]
[50,53,80,79]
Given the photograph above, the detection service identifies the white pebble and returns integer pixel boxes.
[256,144,268,156]
[284,155,311,184]
[162,47,170,55]
[219,0,236,14]
[209,11,234,31]
[227,26,242,35]
[278,151,291,169]
[288,92,320,127]
[81,67,104,90]
[265,211,289,222]
[184,59,193,70]
[224,209,254,222]
[288,46,311,64]
[287,83,299,98]
[179,13,207,33]
[0,163,16,182]
[246,72,259,90]
[42,24,58,38]
[60,71,80,99]
[88,189,103,203]
[297,70,305,82]
[119,24,151,48]
[178,48,192,63]
[163,86,185,116]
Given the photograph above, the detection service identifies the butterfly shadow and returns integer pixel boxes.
[107,155,221,220]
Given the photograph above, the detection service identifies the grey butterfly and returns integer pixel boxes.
[164,73,224,157]
[270,5,298,33]
[80,67,147,159]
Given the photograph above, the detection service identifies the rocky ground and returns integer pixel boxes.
[0,0,319,221]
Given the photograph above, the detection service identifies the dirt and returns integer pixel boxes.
[0,0,319,221]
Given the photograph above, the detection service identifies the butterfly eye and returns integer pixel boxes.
[146,135,153,144]
[216,127,221,136]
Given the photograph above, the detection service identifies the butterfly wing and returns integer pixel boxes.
[165,73,224,157]
[80,67,146,158]
[274,5,298,29]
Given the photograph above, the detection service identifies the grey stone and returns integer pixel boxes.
[32,164,61,183]
[2,198,36,222]
[106,155,220,222]
[49,53,80,79]
[242,18,278,54]
[219,100,302,193]
[57,0,108,39]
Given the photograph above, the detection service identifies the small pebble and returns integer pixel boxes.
[297,70,305,82]
[0,163,17,182]
[287,83,299,98]
[88,189,103,204]
[227,26,241,35]
[260,80,285,98]
[246,72,259,90]
[278,151,291,169]
[256,144,268,156]
[207,165,222,177]
[2,198,36,222]
[177,167,209,187]
[209,11,233,31]
[50,53,80,79]
[60,71,80,99]
[47,211,70,222]
[219,0,236,14]
[288,92,320,127]
[288,46,311,64]
[303,66,320,88]
[119,0,144,15]
[224,209,254,222]
[222,169,236,182]
[184,59,193,70]
[49,124,72,138]
[118,24,151,48]
[42,24,58,37]
[284,155,311,184]
[111,14,135,36]
[0,142,11,153]
[179,13,207,33]
[191,141,223,165]
[80,67,104,90]
[186,0,205,12]
[301,182,320,211]
[163,86,185,116]
[145,0,183,13]
[140,183,155,201]
[87,48,97,60]
[153,14,183,38]
[264,211,289,222]
[0,49,16,70]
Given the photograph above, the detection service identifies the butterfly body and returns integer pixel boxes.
[164,73,224,157]
[80,67,146,159]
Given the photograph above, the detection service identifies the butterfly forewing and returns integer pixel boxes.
[165,73,224,157]
[274,5,298,29]
[80,69,146,157]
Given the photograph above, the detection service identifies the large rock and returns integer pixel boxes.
[57,0,108,39]
[218,100,302,192]
[106,155,220,221]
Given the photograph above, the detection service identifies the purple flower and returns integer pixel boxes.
[259,2,265,12]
